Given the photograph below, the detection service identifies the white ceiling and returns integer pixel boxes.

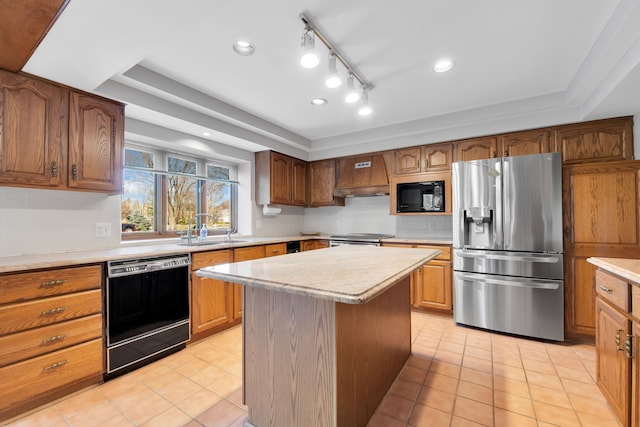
[23,0,640,161]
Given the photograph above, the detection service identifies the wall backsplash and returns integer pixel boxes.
[251,204,305,237]
[304,196,395,235]
[396,215,453,240]
[0,187,121,257]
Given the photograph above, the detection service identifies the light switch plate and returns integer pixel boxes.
[95,223,112,237]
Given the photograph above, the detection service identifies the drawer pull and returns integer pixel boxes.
[626,334,634,359]
[42,334,67,345]
[272,250,281,254]
[43,360,68,371]
[40,279,66,288]
[41,307,67,316]
[599,285,613,293]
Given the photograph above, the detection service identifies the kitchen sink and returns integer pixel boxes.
[178,240,225,247]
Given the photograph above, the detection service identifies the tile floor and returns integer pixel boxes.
[5,311,622,427]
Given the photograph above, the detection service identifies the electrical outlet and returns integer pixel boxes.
[95,223,111,237]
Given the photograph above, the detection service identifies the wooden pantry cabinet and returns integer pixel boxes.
[0,264,103,421]
[563,161,640,340]
[0,70,124,193]
[255,151,307,207]
[383,242,453,312]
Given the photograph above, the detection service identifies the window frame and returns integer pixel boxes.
[121,144,238,241]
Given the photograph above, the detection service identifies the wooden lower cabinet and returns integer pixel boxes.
[596,297,630,426]
[190,250,234,341]
[0,264,103,422]
[382,243,452,312]
[302,239,329,251]
[234,246,265,320]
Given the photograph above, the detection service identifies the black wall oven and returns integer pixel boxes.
[105,254,190,378]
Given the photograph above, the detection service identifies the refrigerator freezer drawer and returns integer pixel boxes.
[453,249,563,280]
[453,272,564,341]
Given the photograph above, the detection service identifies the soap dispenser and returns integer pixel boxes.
[200,224,208,241]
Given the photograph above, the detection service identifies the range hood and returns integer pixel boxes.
[333,155,390,197]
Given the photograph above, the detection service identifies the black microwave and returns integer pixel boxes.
[396,180,445,213]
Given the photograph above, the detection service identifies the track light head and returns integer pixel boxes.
[325,53,342,88]
[358,90,372,116]
[345,74,360,104]
[300,29,320,69]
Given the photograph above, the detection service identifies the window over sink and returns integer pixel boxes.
[121,144,238,239]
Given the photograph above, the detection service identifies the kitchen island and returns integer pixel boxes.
[197,245,439,427]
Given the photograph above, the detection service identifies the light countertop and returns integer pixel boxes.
[0,235,452,274]
[587,257,640,285]
[197,245,440,304]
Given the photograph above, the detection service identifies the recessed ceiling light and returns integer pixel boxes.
[311,98,327,106]
[202,132,211,136]
[233,40,255,56]
[433,59,454,73]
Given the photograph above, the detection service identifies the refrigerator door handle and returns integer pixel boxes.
[457,273,560,290]
[456,251,561,263]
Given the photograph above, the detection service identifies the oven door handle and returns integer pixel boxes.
[456,273,560,290]
[145,262,166,272]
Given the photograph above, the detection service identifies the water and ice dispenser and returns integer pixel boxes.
[461,206,495,248]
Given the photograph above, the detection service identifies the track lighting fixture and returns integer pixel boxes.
[299,13,373,116]
[325,52,342,88]
[300,29,319,68]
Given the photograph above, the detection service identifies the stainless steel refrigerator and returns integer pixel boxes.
[452,152,564,341]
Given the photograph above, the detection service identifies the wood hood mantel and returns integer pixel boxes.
[333,154,390,197]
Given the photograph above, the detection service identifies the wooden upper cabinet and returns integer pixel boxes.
[394,143,452,175]
[68,91,124,193]
[395,148,421,174]
[0,70,67,187]
[499,129,552,157]
[308,159,344,207]
[423,144,452,171]
[554,117,633,164]
[256,151,307,207]
[454,136,498,161]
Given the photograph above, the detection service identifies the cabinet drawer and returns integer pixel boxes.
[595,269,629,312]
[234,245,265,261]
[0,290,101,335]
[0,265,101,304]
[412,245,451,261]
[0,314,102,367]
[191,249,232,270]
[0,339,102,414]
[265,243,286,257]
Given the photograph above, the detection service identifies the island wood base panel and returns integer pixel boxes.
[242,277,411,427]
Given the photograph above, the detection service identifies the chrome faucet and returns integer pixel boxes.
[225,227,237,242]
[185,213,216,245]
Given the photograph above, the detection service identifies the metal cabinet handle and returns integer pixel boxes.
[43,360,67,371]
[40,279,66,288]
[616,329,623,351]
[51,162,58,178]
[41,307,66,316]
[42,334,67,345]
[599,285,613,293]
[272,250,281,254]
[504,149,509,157]
[626,334,633,359]
[71,164,78,180]
[491,150,497,158]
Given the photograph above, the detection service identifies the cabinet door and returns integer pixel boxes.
[269,152,291,204]
[632,321,640,427]
[395,148,422,174]
[68,91,124,192]
[500,129,552,157]
[554,117,633,164]
[454,136,498,161]
[595,298,630,426]
[308,159,343,207]
[0,70,67,187]
[265,243,286,257]
[233,246,265,319]
[191,250,233,335]
[423,144,452,171]
[291,158,307,206]
[414,260,452,311]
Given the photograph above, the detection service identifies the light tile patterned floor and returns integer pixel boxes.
[5,312,622,427]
